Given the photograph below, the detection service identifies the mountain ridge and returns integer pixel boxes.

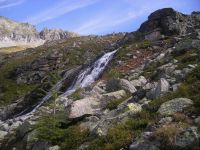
[0,16,79,48]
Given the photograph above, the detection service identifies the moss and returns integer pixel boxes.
[148,65,200,113]
[137,40,151,49]
[107,97,126,110]
[174,50,200,69]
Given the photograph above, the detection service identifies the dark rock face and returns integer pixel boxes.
[139,8,200,40]
[14,50,64,84]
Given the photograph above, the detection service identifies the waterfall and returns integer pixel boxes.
[62,49,117,96]
[15,49,117,120]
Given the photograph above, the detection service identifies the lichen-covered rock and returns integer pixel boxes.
[127,103,142,113]
[176,126,199,147]
[158,98,193,115]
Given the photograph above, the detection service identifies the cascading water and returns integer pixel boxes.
[14,49,117,120]
[62,49,117,96]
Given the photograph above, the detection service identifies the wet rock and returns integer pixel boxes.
[158,98,193,115]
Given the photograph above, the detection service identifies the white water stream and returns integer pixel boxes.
[14,50,117,120]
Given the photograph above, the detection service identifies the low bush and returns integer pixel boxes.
[106,79,121,92]
[35,112,89,149]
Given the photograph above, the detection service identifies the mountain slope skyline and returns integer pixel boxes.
[0,0,199,35]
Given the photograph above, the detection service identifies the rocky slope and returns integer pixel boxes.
[0,8,200,150]
[0,16,79,48]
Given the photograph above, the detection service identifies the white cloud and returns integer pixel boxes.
[24,0,99,25]
[74,8,147,35]
[0,0,24,9]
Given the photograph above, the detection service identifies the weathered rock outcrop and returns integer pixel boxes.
[139,8,200,40]
[0,16,44,47]
[0,16,79,48]
[122,8,200,43]
[40,28,79,41]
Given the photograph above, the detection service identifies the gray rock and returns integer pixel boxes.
[194,116,200,123]
[131,76,147,89]
[129,132,160,150]
[158,117,173,124]
[0,16,44,48]
[101,90,127,101]
[176,126,199,147]
[120,79,137,93]
[68,97,101,119]
[155,78,170,98]
[192,40,200,51]
[48,145,60,150]
[0,130,8,141]
[172,83,181,91]
[32,141,49,150]
[158,98,193,115]
[26,130,38,150]
[40,28,79,41]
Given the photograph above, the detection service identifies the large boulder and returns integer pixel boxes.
[158,98,193,115]
[120,79,137,93]
[68,97,101,119]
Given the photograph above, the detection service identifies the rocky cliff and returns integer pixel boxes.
[0,16,79,48]
[39,28,79,41]
[0,16,44,47]
[123,8,200,43]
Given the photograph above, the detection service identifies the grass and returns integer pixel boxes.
[147,65,200,113]
[35,112,89,150]
[69,89,83,100]
[86,111,150,150]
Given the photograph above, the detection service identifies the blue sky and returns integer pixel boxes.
[0,0,199,35]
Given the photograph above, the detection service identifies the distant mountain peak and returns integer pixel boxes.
[0,16,79,48]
